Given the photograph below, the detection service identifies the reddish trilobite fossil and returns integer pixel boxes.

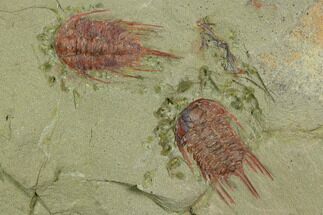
[175,98,273,204]
[54,9,179,83]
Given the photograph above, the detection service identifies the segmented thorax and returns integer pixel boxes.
[55,16,143,71]
[175,99,245,178]
[175,98,272,204]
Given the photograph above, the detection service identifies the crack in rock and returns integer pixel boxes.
[85,178,207,213]
[0,159,62,215]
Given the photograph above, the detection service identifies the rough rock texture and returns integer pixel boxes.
[0,0,322,214]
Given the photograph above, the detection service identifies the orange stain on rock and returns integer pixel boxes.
[259,53,278,69]
[249,0,277,10]
[285,52,302,65]
[251,0,263,9]
[291,1,323,47]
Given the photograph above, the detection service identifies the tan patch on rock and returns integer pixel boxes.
[291,1,323,47]
[285,52,302,65]
[259,53,278,69]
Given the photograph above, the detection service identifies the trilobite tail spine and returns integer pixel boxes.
[144,48,180,59]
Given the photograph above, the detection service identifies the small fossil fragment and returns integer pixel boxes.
[197,17,275,101]
[197,17,238,73]
[175,98,273,204]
